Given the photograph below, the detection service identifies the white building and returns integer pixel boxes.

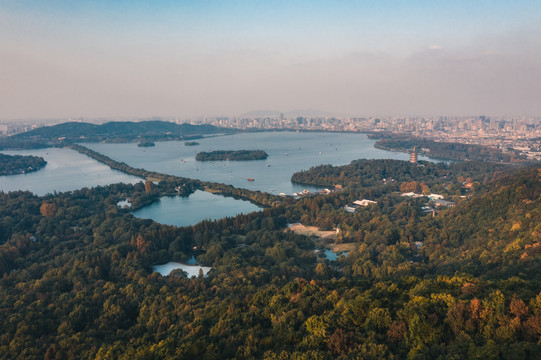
[353,199,377,207]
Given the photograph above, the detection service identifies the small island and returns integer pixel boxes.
[0,153,47,176]
[195,150,269,161]
[137,141,155,147]
[184,141,200,146]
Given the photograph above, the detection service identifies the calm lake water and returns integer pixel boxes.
[0,148,141,195]
[2,132,434,196]
[1,132,434,229]
[131,190,262,227]
[86,132,431,195]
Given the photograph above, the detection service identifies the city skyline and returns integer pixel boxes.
[1,1,541,119]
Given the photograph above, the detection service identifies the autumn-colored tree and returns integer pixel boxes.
[315,263,330,278]
[510,297,529,319]
[44,344,58,360]
[327,328,352,356]
[461,282,479,296]
[525,315,541,339]
[387,320,406,342]
[40,202,57,217]
[447,301,467,335]
[136,234,150,253]
[470,298,482,320]
[144,180,153,193]
[305,315,327,339]
[400,181,421,193]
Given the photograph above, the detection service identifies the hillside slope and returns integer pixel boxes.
[422,167,541,279]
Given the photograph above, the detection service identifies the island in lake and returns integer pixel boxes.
[0,153,47,176]
[137,141,155,147]
[184,141,199,146]
[195,150,269,161]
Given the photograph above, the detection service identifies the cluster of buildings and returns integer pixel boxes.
[180,114,541,139]
[344,199,378,213]
[180,114,541,160]
[279,186,342,199]
[401,192,456,215]
[3,113,540,160]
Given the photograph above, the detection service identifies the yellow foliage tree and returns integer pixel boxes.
[40,202,57,217]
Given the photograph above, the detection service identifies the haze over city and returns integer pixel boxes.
[1,0,541,119]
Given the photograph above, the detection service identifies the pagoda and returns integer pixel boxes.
[410,146,418,164]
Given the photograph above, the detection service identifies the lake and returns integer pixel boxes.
[86,132,432,195]
[0,147,141,195]
[131,190,262,227]
[2,132,434,196]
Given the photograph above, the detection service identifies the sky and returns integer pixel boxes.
[1,0,540,119]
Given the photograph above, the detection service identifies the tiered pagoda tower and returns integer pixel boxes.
[409,146,418,164]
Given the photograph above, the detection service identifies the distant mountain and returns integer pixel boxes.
[240,110,282,118]
[7,121,236,147]
[15,121,229,139]
[285,109,341,118]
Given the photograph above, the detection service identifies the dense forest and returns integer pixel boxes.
[0,153,47,175]
[195,150,269,161]
[370,133,527,163]
[0,138,50,150]
[291,158,509,191]
[0,148,540,358]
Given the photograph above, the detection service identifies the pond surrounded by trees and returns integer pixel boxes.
[130,190,262,227]
[152,262,212,277]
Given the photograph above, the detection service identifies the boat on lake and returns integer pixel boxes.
[247,178,255,181]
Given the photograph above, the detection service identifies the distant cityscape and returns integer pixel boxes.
[186,115,541,160]
[2,114,541,160]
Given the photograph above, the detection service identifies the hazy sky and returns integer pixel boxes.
[1,0,540,119]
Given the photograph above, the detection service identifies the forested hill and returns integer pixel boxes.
[291,158,510,188]
[4,121,235,147]
[370,133,528,163]
[1,160,540,358]
[421,166,541,279]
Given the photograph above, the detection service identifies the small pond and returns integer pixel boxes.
[323,249,347,261]
[153,262,212,277]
